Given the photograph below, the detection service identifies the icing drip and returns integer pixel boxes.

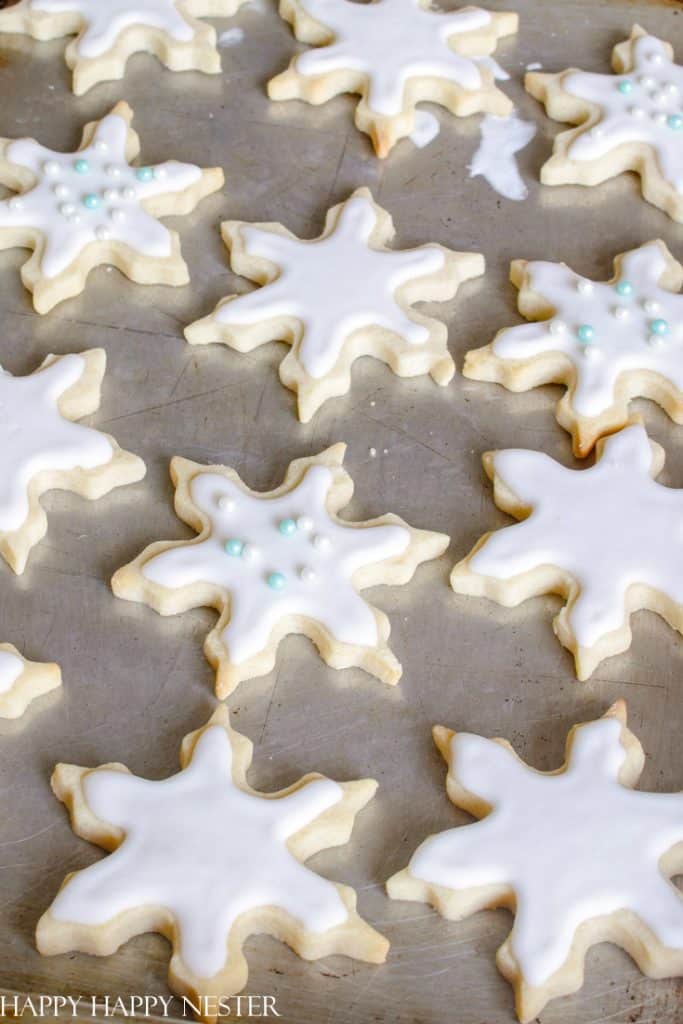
[408,717,683,987]
[469,424,683,649]
[30,0,194,58]
[293,0,492,116]
[0,354,113,532]
[0,111,201,279]
[216,194,445,379]
[469,113,536,200]
[142,464,410,664]
[0,650,23,695]
[564,33,683,193]
[492,242,683,417]
[50,725,347,978]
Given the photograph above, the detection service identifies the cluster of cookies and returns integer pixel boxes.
[1,2,683,1023]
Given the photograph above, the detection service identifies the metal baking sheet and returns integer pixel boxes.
[0,1,682,1021]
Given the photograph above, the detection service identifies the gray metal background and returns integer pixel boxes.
[0,1,681,1021]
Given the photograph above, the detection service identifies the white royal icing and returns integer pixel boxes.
[0,650,23,695]
[50,724,347,978]
[0,354,113,533]
[408,716,683,987]
[492,242,683,417]
[468,424,683,650]
[563,33,683,193]
[468,112,536,201]
[142,463,410,664]
[293,0,493,116]
[0,111,202,279]
[29,0,194,58]
[216,194,445,379]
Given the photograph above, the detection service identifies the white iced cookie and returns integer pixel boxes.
[0,349,145,575]
[451,422,683,680]
[186,188,485,422]
[0,0,249,95]
[0,101,223,313]
[526,25,683,222]
[388,701,683,1023]
[268,0,518,157]
[37,705,388,1022]
[112,444,448,696]
[464,240,683,456]
[0,643,61,719]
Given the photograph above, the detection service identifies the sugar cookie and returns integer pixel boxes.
[0,0,248,95]
[526,25,683,222]
[388,701,683,1022]
[185,188,485,421]
[0,349,145,575]
[0,101,223,313]
[269,0,518,157]
[38,705,388,1023]
[464,240,683,456]
[0,643,60,719]
[451,422,683,679]
[112,444,448,696]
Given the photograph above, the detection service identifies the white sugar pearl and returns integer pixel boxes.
[643,299,659,315]
[299,566,316,584]
[8,197,22,211]
[648,333,664,348]
[549,319,566,335]
[103,188,118,202]
[653,111,668,125]
[106,165,122,177]
[666,82,679,95]
[629,106,645,119]
[577,280,593,295]
[94,140,108,153]
[155,166,167,179]
[652,90,668,105]
[582,345,598,360]
[95,226,110,241]
[217,495,234,512]
[67,212,82,224]
[639,74,655,88]
[313,534,331,552]
[43,160,60,176]
[110,208,125,224]
[242,543,259,562]
[650,52,663,65]
[591,125,604,137]
[296,516,313,532]
[123,186,136,200]
[60,202,76,217]
[53,183,69,199]
[613,306,629,320]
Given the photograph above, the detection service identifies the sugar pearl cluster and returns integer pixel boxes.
[545,274,673,358]
[218,494,330,591]
[610,51,683,133]
[25,135,163,240]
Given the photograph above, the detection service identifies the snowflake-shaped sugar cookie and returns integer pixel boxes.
[0,101,223,313]
[0,349,145,575]
[186,189,485,421]
[113,444,448,696]
[526,25,683,222]
[38,706,388,1019]
[0,0,249,95]
[268,0,518,157]
[388,701,683,1023]
[0,643,61,719]
[451,422,683,680]
[464,240,683,456]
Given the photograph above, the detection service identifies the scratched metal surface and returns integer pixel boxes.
[0,1,682,1022]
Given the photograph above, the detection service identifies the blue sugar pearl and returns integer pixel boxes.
[615,280,633,296]
[82,193,100,210]
[577,324,595,344]
[267,571,286,591]
[74,159,90,174]
[667,114,683,131]
[650,318,670,336]
[617,79,633,95]
[136,166,155,182]
[278,517,297,536]
[225,538,244,557]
